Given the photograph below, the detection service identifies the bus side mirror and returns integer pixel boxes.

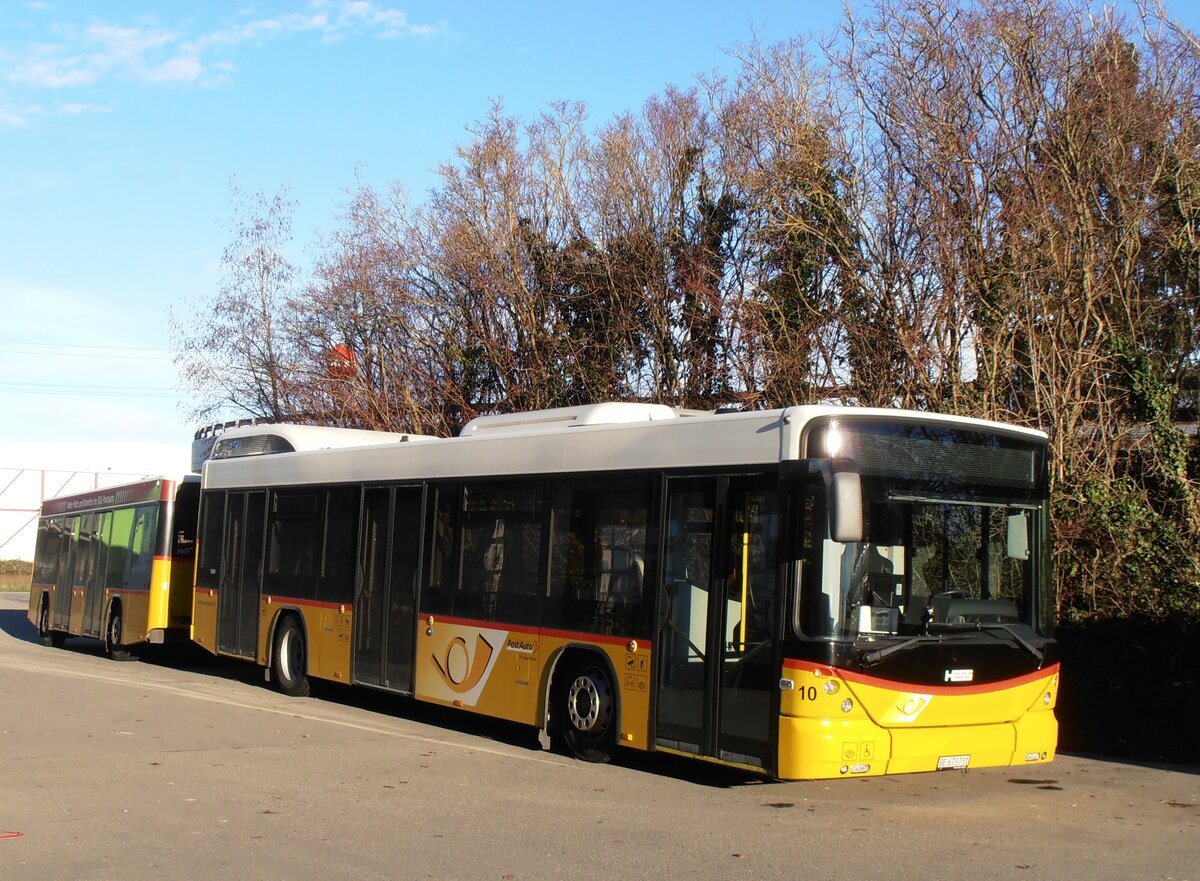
[831,470,864,543]
[1006,512,1030,560]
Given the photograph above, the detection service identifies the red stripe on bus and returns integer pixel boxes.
[32,583,155,595]
[782,658,1060,696]
[424,614,649,648]
[537,626,649,648]
[263,595,349,611]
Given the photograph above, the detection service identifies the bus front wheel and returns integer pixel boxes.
[555,662,616,763]
[271,615,311,698]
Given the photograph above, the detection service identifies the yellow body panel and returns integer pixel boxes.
[109,590,152,643]
[192,589,219,652]
[778,661,1059,779]
[167,555,195,628]
[261,600,353,683]
[68,585,85,634]
[146,558,172,633]
[32,561,186,647]
[29,583,156,646]
[414,618,652,748]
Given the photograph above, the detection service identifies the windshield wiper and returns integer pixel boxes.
[975,623,1044,663]
[860,624,1042,667]
[860,635,941,666]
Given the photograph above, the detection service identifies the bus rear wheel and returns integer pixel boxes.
[39,600,65,648]
[104,605,133,661]
[271,615,311,697]
[555,662,616,763]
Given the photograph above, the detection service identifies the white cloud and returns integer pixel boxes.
[0,102,35,126]
[0,1,442,120]
[0,99,107,126]
[4,24,181,90]
[203,13,331,48]
[12,50,97,88]
[84,23,177,61]
[56,101,110,116]
[144,53,204,84]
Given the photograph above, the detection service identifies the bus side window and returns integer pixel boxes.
[546,477,652,638]
[319,486,359,606]
[458,483,542,623]
[423,484,461,617]
[125,504,159,589]
[196,491,226,590]
[105,507,135,591]
[33,518,65,585]
[266,490,320,599]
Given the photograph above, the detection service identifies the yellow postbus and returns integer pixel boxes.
[28,476,199,659]
[190,403,1058,778]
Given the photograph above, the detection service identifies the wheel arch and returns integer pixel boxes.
[265,605,309,671]
[36,590,51,629]
[541,643,622,738]
[104,595,123,637]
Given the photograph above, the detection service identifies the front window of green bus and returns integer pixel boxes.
[802,420,1052,647]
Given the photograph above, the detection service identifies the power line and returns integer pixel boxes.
[0,383,186,398]
[0,340,169,354]
[0,349,171,361]
[0,380,176,390]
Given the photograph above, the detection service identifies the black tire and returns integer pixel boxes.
[555,661,617,763]
[39,600,65,648]
[271,615,311,697]
[104,605,133,661]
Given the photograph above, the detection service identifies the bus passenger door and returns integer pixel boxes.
[656,478,716,756]
[716,477,780,770]
[353,486,422,692]
[656,475,779,771]
[70,512,101,636]
[52,516,78,631]
[82,511,112,637]
[217,491,266,659]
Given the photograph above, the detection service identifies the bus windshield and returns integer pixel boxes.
[805,420,1049,641]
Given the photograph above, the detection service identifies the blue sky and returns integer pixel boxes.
[0,0,849,471]
[2,0,1198,471]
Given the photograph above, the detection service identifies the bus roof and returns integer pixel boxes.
[39,474,199,517]
[200,403,1047,491]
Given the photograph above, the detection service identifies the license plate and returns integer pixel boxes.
[937,754,971,770]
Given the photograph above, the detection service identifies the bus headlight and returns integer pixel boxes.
[841,698,854,713]
[824,680,840,695]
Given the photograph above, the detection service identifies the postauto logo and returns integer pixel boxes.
[429,626,507,706]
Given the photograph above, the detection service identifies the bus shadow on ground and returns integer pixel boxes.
[0,609,38,644]
[136,648,770,788]
[135,642,284,687]
[308,680,770,788]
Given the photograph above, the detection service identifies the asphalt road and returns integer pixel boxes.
[1,590,1196,881]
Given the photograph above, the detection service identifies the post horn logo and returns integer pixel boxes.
[432,633,496,694]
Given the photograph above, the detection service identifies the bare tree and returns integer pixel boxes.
[172,185,302,422]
